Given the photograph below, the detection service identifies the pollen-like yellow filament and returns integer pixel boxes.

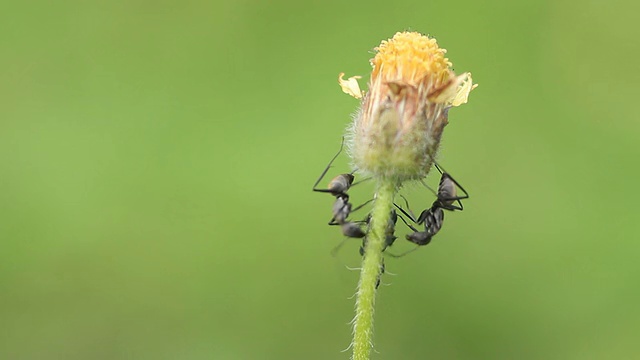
[371,31,451,88]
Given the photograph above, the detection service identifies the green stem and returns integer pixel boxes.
[352,179,396,360]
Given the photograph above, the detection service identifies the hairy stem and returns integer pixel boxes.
[352,179,396,360]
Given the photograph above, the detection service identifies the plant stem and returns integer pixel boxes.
[352,179,396,360]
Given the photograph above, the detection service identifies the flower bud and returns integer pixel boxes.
[339,31,476,182]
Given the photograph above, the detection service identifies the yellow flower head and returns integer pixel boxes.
[371,31,450,90]
[340,31,476,181]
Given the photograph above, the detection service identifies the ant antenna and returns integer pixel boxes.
[394,211,420,232]
[312,137,345,190]
[396,195,418,222]
[351,176,372,187]
[418,180,438,198]
[350,198,374,213]
[386,214,424,258]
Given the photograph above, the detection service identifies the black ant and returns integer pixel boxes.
[384,209,399,251]
[313,138,370,226]
[391,162,469,257]
[356,210,395,289]
[356,209,398,256]
[375,210,397,289]
[313,139,374,255]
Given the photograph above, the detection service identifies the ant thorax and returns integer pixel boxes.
[332,196,352,223]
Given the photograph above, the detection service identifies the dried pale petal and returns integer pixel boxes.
[428,72,477,106]
[428,72,464,104]
[450,73,477,107]
[338,73,363,99]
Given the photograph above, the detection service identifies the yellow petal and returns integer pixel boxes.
[338,72,363,99]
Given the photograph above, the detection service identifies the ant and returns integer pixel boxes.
[356,211,395,289]
[356,209,398,256]
[374,210,397,289]
[391,162,469,257]
[384,209,399,250]
[312,138,370,226]
[314,139,374,253]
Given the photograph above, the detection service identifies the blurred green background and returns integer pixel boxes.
[2,0,639,359]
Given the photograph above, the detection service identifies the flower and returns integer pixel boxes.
[340,31,476,182]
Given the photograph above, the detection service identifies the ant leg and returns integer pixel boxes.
[395,198,433,226]
[385,246,421,258]
[328,218,367,226]
[350,198,374,213]
[312,137,344,192]
[445,173,469,200]
[399,195,418,220]
[418,179,439,198]
[396,213,421,233]
[394,196,419,223]
[394,203,417,224]
[330,237,350,257]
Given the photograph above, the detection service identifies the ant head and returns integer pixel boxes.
[345,173,355,185]
[385,235,397,248]
[389,210,398,225]
[406,232,432,246]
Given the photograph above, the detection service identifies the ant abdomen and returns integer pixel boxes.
[327,174,354,196]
